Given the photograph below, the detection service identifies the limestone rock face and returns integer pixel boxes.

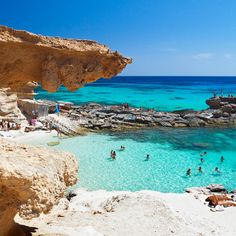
[0,25,132,93]
[0,138,78,236]
[0,88,26,121]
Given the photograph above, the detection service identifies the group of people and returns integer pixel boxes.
[110,147,152,162]
[122,103,130,110]
[186,151,225,176]
[109,148,225,177]
[110,146,127,160]
[0,120,21,131]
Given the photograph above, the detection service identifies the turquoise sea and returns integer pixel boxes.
[36,76,236,111]
[34,76,236,193]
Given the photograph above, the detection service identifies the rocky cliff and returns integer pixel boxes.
[0,88,26,121]
[0,25,131,236]
[0,25,131,93]
[0,25,131,120]
[0,138,78,236]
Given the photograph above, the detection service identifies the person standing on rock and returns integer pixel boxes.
[55,103,60,116]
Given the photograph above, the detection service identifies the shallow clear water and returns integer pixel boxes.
[33,76,236,192]
[31,128,236,193]
[36,76,236,111]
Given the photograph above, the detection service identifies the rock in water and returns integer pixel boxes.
[206,184,227,193]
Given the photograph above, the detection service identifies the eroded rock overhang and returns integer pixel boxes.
[0,25,132,93]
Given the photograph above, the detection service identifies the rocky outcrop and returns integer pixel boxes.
[0,138,78,236]
[206,96,236,112]
[0,25,131,93]
[0,25,131,121]
[0,88,26,121]
[186,184,228,195]
[43,102,236,132]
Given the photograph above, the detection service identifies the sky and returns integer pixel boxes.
[1,0,236,76]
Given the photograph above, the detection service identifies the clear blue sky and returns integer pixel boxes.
[1,0,236,76]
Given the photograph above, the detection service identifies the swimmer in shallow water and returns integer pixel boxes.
[111,151,116,160]
[198,166,203,173]
[214,167,221,173]
[220,156,224,163]
[186,168,191,176]
[145,154,150,161]
[200,157,204,163]
[200,151,207,157]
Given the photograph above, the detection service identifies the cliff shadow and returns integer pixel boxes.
[13,223,38,236]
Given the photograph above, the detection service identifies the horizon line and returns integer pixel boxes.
[116,75,236,77]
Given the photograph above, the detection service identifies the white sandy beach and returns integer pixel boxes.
[15,188,236,236]
[0,129,58,144]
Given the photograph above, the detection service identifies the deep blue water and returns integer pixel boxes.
[36,76,236,111]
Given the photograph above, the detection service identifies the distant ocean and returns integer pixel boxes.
[36,76,236,111]
[33,76,236,193]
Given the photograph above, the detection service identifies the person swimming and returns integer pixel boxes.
[146,154,150,161]
[200,151,207,157]
[198,166,203,173]
[120,146,125,151]
[214,167,221,173]
[111,151,116,160]
[220,156,224,163]
[110,150,114,158]
[200,157,204,163]
[186,168,191,176]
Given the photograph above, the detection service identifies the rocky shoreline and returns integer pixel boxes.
[37,95,236,135]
